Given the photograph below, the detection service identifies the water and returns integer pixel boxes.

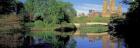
[31,33,126,48]
[67,34,126,48]
[73,36,103,48]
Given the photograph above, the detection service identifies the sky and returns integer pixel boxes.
[63,0,129,15]
[20,0,129,15]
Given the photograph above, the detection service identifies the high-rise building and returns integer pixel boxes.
[110,0,116,14]
[102,0,109,17]
[117,4,122,16]
[102,0,122,17]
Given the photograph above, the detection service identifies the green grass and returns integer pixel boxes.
[72,16,110,23]
[31,20,58,31]
[79,24,108,33]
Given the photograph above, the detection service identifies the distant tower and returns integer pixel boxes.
[117,4,122,16]
[102,0,121,17]
[102,0,110,17]
[110,0,116,15]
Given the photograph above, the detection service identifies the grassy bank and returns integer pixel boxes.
[31,20,58,32]
[72,16,110,23]
[79,24,108,33]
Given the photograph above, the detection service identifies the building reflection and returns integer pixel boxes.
[86,34,122,48]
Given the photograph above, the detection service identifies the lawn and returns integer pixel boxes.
[79,24,108,33]
[72,16,110,23]
[31,20,58,32]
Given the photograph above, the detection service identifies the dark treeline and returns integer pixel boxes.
[0,0,25,48]
[109,0,140,48]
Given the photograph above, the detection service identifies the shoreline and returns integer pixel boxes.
[74,32,108,36]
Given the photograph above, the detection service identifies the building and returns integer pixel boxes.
[102,0,110,17]
[88,10,99,17]
[78,12,86,16]
[102,0,122,17]
[117,4,122,16]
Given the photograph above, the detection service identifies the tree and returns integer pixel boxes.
[25,0,76,24]
[0,0,25,47]
[0,0,23,14]
[56,2,76,24]
[109,0,140,48]
[124,0,140,48]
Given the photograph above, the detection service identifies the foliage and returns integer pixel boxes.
[31,21,57,32]
[0,0,25,47]
[0,0,24,14]
[108,16,127,38]
[124,0,140,47]
[30,32,70,48]
[25,0,76,24]
[108,0,140,47]
[0,0,16,14]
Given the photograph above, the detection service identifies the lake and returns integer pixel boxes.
[66,32,126,48]
[30,32,126,48]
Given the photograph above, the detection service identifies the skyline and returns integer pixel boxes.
[63,0,129,15]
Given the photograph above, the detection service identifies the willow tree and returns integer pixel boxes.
[25,0,76,24]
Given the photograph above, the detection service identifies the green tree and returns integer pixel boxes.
[0,0,26,47]
[0,0,17,14]
[25,0,76,24]
[109,0,140,48]
[55,2,76,24]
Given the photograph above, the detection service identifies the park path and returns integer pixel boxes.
[73,22,108,27]
[74,32,108,36]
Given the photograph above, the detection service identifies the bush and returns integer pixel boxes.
[108,16,127,38]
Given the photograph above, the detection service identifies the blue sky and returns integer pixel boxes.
[63,0,129,15]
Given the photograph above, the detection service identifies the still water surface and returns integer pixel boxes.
[67,33,126,48]
[32,32,126,48]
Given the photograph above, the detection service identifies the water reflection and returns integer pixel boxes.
[27,32,126,48]
[67,33,126,48]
